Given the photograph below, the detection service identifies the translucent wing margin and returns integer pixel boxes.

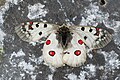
[71,26,112,49]
[15,22,58,42]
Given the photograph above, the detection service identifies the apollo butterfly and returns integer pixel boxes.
[15,22,112,68]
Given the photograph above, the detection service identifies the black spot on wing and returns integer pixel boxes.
[39,32,42,35]
[36,24,39,27]
[89,28,93,32]
[84,36,87,40]
[22,25,26,32]
[44,24,47,28]
[22,28,26,32]
[81,27,85,31]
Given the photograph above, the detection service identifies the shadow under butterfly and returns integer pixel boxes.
[15,22,112,68]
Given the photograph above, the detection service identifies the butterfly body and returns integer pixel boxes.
[15,22,112,68]
[57,25,72,49]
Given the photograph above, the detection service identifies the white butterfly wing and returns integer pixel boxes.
[71,26,112,49]
[63,32,86,67]
[15,22,58,42]
[43,31,64,68]
[15,22,112,68]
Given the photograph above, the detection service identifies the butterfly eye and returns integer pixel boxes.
[49,51,55,56]
[36,24,39,27]
[46,40,51,45]
[74,50,81,56]
[78,39,83,45]
[89,28,93,32]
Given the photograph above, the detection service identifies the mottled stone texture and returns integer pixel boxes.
[0,0,120,80]
[0,0,5,6]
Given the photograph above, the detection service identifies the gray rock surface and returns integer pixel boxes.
[0,0,120,80]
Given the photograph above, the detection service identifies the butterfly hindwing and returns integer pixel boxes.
[72,26,112,49]
[43,31,64,68]
[63,32,87,67]
[15,22,58,42]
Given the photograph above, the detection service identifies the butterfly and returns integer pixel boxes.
[15,22,112,68]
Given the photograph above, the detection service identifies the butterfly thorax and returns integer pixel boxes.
[57,26,72,49]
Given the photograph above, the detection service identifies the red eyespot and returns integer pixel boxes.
[46,40,51,45]
[49,51,55,56]
[96,28,100,31]
[94,28,100,36]
[74,50,81,56]
[78,39,83,45]
[29,22,33,24]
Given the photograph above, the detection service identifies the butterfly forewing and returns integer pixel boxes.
[15,22,58,42]
[71,26,112,49]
